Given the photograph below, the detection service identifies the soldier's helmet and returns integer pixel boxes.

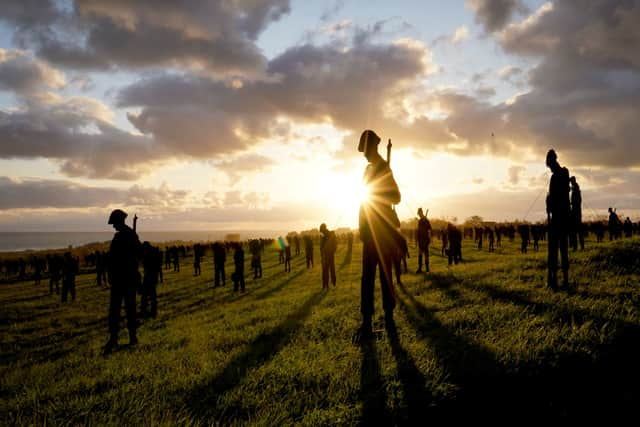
[319,223,328,233]
[417,207,423,216]
[358,129,380,153]
[545,149,557,166]
[108,209,127,225]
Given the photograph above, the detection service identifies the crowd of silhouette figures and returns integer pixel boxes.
[2,217,639,288]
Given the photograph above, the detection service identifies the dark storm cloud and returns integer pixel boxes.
[1,0,291,75]
[0,177,187,210]
[0,97,159,180]
[0,49,65,94]
[467,0,528,33]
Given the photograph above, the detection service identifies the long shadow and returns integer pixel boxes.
[184,290,326,422]
[359,338,391,426]
[384,319,434,424]
[249,269,305,301]
[397,278,640,422]
[425,272,464,302]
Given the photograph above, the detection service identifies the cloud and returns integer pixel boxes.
[432,25,470,47]
[467,0,529,33]
[0,95,158,180]
[507,165,525,185]
[1,0,291,76]
[0,177,187,210]
[215,153,276,185]
[0,48,65,94]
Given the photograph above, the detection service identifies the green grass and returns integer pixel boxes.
[2,237,640,425]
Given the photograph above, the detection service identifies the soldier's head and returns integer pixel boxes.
[358,129,380,160]
[417,207,424,218]
[545,149,558,169]
[319,223,328,234]
[108,209,127,230]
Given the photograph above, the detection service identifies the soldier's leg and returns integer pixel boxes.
[123,287,137,343]
[321,257,328,289]
[361,244,377,325]
[70,279,75,301]
[560,232,569,287]
[379,255,396,318]
[417,248,423,272]
[547,229,559,288]
[150,283,157,317]
[329,254,336,286]
[425,245,430,272]
[61,279,68,302]
[108,287,122,342]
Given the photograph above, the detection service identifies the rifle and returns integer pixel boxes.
[133,213,138,233]
[386,139,392,164]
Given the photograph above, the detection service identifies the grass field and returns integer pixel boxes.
[2,236,640,425]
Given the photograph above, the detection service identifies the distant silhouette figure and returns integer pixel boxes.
[193,243,202,276]
[212,242,226,287]
[304,235,314,268]
[232,243,246,292]
[415,208,431,273]
[319,223,337,289]
[103,209,141,355]
[608,208,622,240]
[518,224,530,254]
[61,251,78,303]
[441,228,448,256]
[48,254,61,294]
[294,235,301,256]
[623,217,633,238]
[284,240,292,273]
[140,241,159,318]
[357,130,401,339]
[569,176,584,251]
[172,246,180,272]
[545,149,570,290]
[446,223,462,265]
[249,239,262,279]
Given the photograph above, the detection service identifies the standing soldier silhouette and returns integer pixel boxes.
[545,149,570,290]
[103,209,141,355]
[319,223,337,290]
[357,130,401,339]
[569,176,584,250]
[415,208,431,273]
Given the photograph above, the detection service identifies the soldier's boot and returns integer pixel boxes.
[102,337,118,356]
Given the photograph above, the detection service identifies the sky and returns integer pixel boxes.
[0,0,639,231]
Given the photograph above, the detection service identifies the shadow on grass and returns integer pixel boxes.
[359,338,391,426]
[184,290,326,422]
[397,276,640,422]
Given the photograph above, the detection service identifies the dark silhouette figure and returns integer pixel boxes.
[357,130,401,339]
[624,217,633,238]
[518,224,530,254]
[569,176,584,251]
[212,242,226,287]
[33,256,42,286]
[172,246,180,272]
[415,208,431,273]
[476,227,483,250]
[48,254,61,294]
[193,243,202,276]
[304,235,314,268]
[545,149,570,290]
[140,241,159,318]
[103,209,140,355]
[156,248,163,284]
[393,236,409,286]
[61,252,78,303]
[319,223,337,289]
[95,250,107,287]
[608,207,622,240]
[249,240,262,279]
[164,248,171,270]
[441,228,448,256]
[284,241,292,273]
[294,235,300,256]
[446,223,462,265]
[232,243,245,292]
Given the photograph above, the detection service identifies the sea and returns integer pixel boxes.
[0,230,286,253]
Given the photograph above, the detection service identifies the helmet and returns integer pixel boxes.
[319,223,327,233]
[108,209,127,225]
[545,149,557,166]
[358,129,380,153]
